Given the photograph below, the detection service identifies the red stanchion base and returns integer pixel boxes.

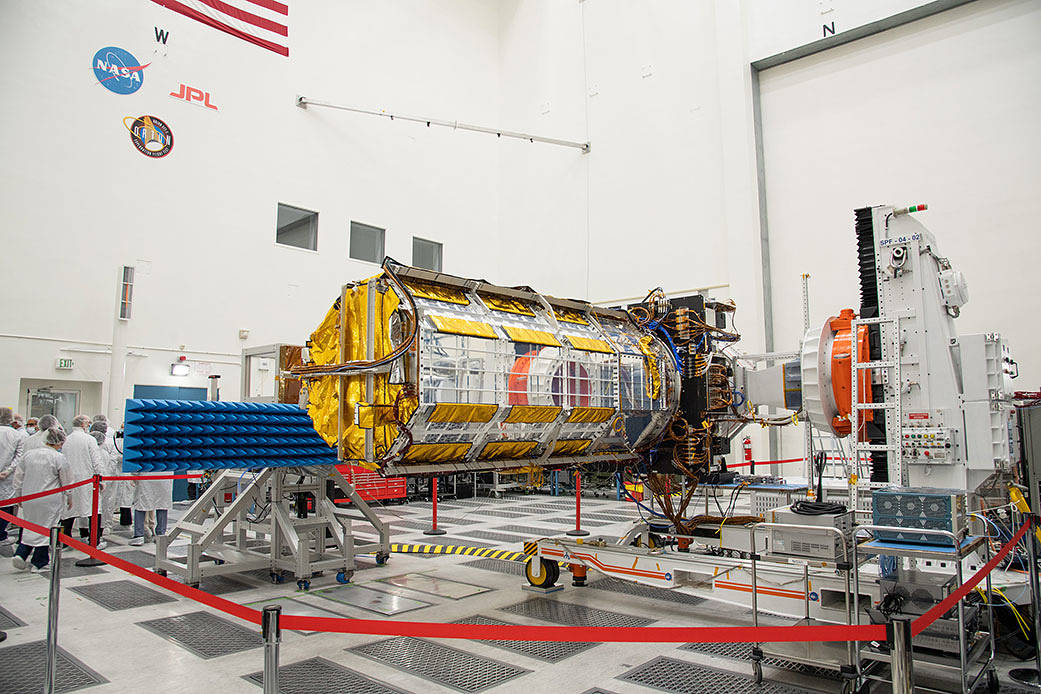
[423,527,447,536]
[565,528,590,536]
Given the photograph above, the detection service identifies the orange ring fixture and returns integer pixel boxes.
[826,308,873,438]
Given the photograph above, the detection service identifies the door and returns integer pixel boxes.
[28,388,79,432]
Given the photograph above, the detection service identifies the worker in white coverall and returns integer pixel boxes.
[60,415,104,547]
[89,423,121,550]
[22,414,61,455]
[0,408,25,546]
[130,467,173,546]
[11,427,68,572]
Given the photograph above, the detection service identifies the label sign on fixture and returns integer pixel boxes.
[55,358,74,370]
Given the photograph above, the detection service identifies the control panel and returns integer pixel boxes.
[902,413,953,463]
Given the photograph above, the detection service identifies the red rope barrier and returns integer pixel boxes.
[100,474,205,481]
[911,520,1029,637]
[3,479,93,507]
[0,506,1022,644]
[0,509,262,625]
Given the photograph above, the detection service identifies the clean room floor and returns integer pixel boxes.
[0,492,1033,694]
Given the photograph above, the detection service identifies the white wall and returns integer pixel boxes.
[0,0,503,424]
[757,0,1041,456]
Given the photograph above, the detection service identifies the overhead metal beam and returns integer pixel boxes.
[296,96,590,153]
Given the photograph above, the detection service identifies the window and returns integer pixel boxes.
[276,203,318,251]
[413,237,443,272]
[119,266,134,320]
[350,221,385,263]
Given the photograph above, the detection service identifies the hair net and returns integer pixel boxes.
[37,414,60,431]
[90,430,106,445]
[90,421,108,434]
[0,408,12,425]
[92,414,109,423]
[45,427,67,446]
[72,414,92,429]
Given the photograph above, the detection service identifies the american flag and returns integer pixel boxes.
[150,0,289,57]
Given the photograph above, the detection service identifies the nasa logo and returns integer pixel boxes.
[809,591,819,602]
[123,115,174,158]
[92,46,148,95]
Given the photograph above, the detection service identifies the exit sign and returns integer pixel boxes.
[55,358,74,370]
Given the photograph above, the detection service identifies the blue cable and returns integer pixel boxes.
[655,326,683,370]
[621,486,667,518]
[733,389,746,407]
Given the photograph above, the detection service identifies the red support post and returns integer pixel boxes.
[566,470,589,537]
[423,476,446,536]
[75,474,105,567]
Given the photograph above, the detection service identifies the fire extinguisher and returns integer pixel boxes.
[743,436,753,474]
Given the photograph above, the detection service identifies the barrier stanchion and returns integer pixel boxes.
[566,470,589,537]
[262,605,282,694]
[75,475,105,568]
[423,477,446,536]
[889,617,914,694]
[44,526,62,694]
[1010,513,1041,688]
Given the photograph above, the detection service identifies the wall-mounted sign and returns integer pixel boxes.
[123,115,174,158]
[55,357,74,370]
[169,83,218,111]
[92,46,148,95]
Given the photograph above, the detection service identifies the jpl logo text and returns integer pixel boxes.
[169,84,218,111]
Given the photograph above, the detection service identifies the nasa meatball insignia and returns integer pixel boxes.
[92,46,149,95]
[124,115,173,158]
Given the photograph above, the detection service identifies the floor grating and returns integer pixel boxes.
[459,530,527,544]
[582,512,637,522]
[191,574,256,595]
[587,577,708,607]
[460,558,526,576]
[679,641,842,680]
[617,656,809,694]
[244,656,410,693]
[105,549,157,568]
[431,516,482,525]
[0,604,27,629]
[349,636,530,692]
[499,597,654,627]
[454,615,597,662]
[0,640,108,693]
[491,525,564,536]
[69,579,178,611]
[136,610,263,659]
[465,509,528,519]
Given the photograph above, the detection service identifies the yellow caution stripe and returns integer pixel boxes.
[389,543,528,562]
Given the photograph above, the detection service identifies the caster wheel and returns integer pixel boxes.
[297,579,311,591]
[155,569,167,577]
[187,582,199,589]
[752,661,762,685]
[525,557,560,588]
[986,669,999,693]
[270,572,285,584]
[376,552,390,566]
[336,570,353,584]
[214,559,226,565]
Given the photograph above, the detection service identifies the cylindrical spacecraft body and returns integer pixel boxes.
[301,265,680,476]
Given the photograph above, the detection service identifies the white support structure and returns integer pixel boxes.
[155,466,391,587]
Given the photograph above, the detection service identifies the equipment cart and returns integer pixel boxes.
[749,522,861,693]
[851,526,998,693]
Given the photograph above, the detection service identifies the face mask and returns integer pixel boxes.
[26,426,37,434]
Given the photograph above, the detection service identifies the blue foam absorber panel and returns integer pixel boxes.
[121,399,338,472]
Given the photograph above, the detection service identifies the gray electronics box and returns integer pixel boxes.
[765,505,853,563]
[872,487,967,546]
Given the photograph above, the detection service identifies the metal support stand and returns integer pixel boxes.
[889,617,915,694]
[566,470,589,537]
[262,604,281,694]
[75,475,105,567]
[423,477,446,536]
[45,526,62,694]
[1011,514,1041,688]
